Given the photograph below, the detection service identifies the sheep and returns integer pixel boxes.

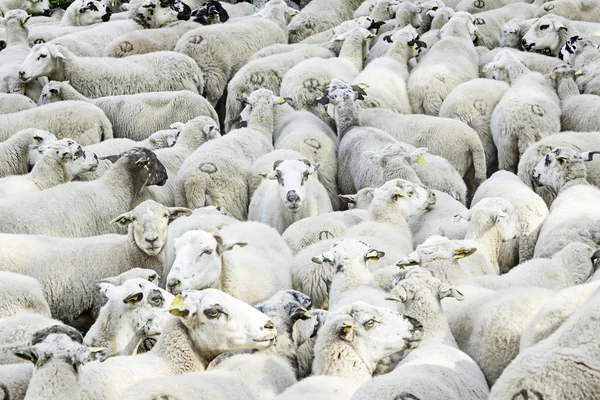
[131,0,191,29]
[354,267,489,400]
[0,363,31,400]
[0,128,56,178]
[0,200,190,324]
[532,147,600,258]
[103,20,199,58]
[174,89,284,220]
[499,17,538,49]
[471,171,549,270]
[0,0,50,16]
[190,0,230,25]
[274,376,360,400]
[249,159,333,234]
[0,272,51,318]
[488,285,600,399]
[407,12,479,116]
[0,140,98,198]
[456,0,528,13]
[84,278,175,356]
[60,0,112,26]
[468,3,537,50]
[359,108,487,197]
[520,280,600,350]
[19,44,204,98]
[534,0,600,23]
[521,14,600,56]
[224,44,335,133]
[312,300,423,382]
[287,0,365,43]
[280,27,374,128]
[0,101,112,146]
[175,0,289,106]
[468,242,598,290]
[166,221,292,305]
[559,35,600,96]
[38,81,217,141]
[409,190,469,246]
[273,110,339,209]
[351,26,423,115]
[0,93,36,114]
[298,15,386,46]
[0,147,167,237]
[439,78,509,175]
[375,1,424,38]
[100,268,161,287]
[485,50,560,173]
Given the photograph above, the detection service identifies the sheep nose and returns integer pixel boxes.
[167,279,180,292]
[286,190,299,203]
[264,320,275,330]
[145,236,158,244]
[405,315,423,331]
[18,71,26,79]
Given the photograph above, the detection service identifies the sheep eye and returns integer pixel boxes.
[392,194,403,201]
[202,249,213,255]
[540,24,549,30]
[363,319,377,329]
[38,54,47,60]
[203,305,223,319]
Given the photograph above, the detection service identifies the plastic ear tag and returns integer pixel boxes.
[412,43,419,50]
[171,294,184,307]
[575,70,583,76]
[417,154,426,164]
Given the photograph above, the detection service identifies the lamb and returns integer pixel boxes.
[131,0,191,29]
[273,110,339,209]
[60,0,112,26]
[19,43,204,98]
[0,272,51,318]
[439,78,509,175]
[84,278,175,356]
[354,267,489,400]
[166,221,292,305]
[521,14,600,56]
[488,285,600,399]
[559,36,600,96]
[224,44,335,132]
[485,50,560,173]
[471,170,549,270]
[468,3,537,50]
[359,108,487,197]
[0,101,112,146]
[287,0,365,43]
[0,147,167,237]
[407,12,479,116]
[469,242,598,290]
[0,200,190,323]
[312,300,423,382]
[38,81,217,141]
[532,147,600,258]
[174,89,284,220]
[534,0,600,23]
[190,0,230,25]
[0,93,36,114]
[249,159,333,234]
[0,0,50,16]
[0,128,56,178]
[280,27,374,128]
[175,0,290,106]
[499,17,538,49]
[0,140,98,198]
[479,46,564,77]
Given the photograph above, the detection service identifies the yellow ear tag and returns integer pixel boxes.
[575,70,583,76]
[417,154,426,164]
[474,28,480,36]
[148,274,156,282]
[290,10,296,17]
[278,97,286,104]
[22,16,30,24]
[171,294,184,308]
[112,0,117,6]
[88,347,106,353]
[119,217,127,223]
[549,73,556,80]
[412,43,419,50]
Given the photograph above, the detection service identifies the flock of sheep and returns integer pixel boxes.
[0,0,599,398]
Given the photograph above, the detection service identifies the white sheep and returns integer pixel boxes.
[534,0,600,23]
[174,89,284,220]
[175,0,289,106]
[0,147,167,237]
[60,0,112,26]
[287,0,365,43]
[559,35,600,96]
[439,78,509,174]
[468,3,537,50]
[0,128,56,178]
[0,93,36,114]
[274,376,360,400]
[0,101,111,145]
[456,0,528,13]
[532,147,600,258]
[0,140,98,198]
[249,159,332,234]
[498,17,538,49]
[471,170,549,270]
[0,200,190,323]
[131,0,191,28]
[354,267,489,400]
[166,221,292,305]
[479,46,564,77]
[359,108,487,197]
[0,0,50,16]
[485,50,560,173]
[38,81,217,141]
[407,12,479,116]
[0,272,51,318]
[299,16,386,45]
[19,43,204,98]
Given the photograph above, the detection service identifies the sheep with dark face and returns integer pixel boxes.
[133,0,191,28]
[191,0,229,25]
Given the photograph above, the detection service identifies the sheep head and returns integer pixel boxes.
[522,14,569,56]
[532,147,597,191]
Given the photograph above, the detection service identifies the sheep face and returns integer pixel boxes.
[88,278,175,351]
[391,266,465,304]
[18,43,65,83]
[103,147,168,189]
[46,141,99,180]
[522,15,567,55]
[27,129,57,167]
[23,0,50,16]
[392,2,423,30]
[255,290,313,334]
[558,35,594,65]
[323,301,423,356]
[168,289,277,353]
[111,200,191,256]
[134,0,191,28]
[73,0,112,25]
[396,235,477,272]
[455,197,519,242]
[313,239,385,272]
[531,147,593,190]
[238,89,289,123]
[372,179,437,218]
[499,19,526,49]
[338,187,375,210]
[191,0,229,25]
[146,128,180,150]
[37,81,64,105]
[266,159,319,214]
[483,50,524,82]
[1,9,30,27]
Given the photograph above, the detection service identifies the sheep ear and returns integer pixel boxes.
[48,45,66,60]
[167,207,192,221]
[439,285,465,301]
[581,151,600,162]
[96,280,116,297]
[493,212,507,223]
[555,20,567,31]
[386,285,408,303]
[213,233,247,254]
[13,346,38,363]
[396,251,420,268]
[266,170,279,180]
[168,294,191,318]
[147,273,159,283]
[236,98,250,106]
[123,291,144,304]
[365,249,385,262]
[312,96,329,107]
[338,322,354,342]
[453,247,477,259]
[59,150,72,161]
[338,194,356,204]
[110,211,134,226]
[311,250,333,264]
[453,210,471,222]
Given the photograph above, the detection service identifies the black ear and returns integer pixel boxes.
[383,34,393,43]
[368,20,385,34]
[218,4,229,23]
[178,2,191,20]
[236,98,250,105]
[79,7,86,13]
[312,96,329,107]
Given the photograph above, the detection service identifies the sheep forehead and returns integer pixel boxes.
[119,278,155,293]
[276,160,309,176]
[247,88,276,102]
[130,200,169,221]
[473,197,514,214]
[400,267,440,290]
[177,230,216,250]
[419,235,455,253]
[330,239,371,259]
[5,9,28,19]
[34,334,83,358]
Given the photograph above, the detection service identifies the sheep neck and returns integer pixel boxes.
[440,22,472,43]
[404,292,458,347]
[49,57,69,82]
[101,160,147,202]
[6,23,28,46]
[464,219,501,268]
[84,301,135,356]
[60,84,91,102]
[386,42,412,64]
[330,261,377,297]
[505,62,530,84]
[247,103,275,139]
[334,99,359,139]
[263,6,286,32]
[559,177,589,193]
[395,9,412,28]
[25,359,82,400]
[339,32,366,72]
[369,199,409,229]
[574,47,600,69]
[152,318,208,373]
[29,155,68,190]
[315,339,374,383]
[556,75,580,101]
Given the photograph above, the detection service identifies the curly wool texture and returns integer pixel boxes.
[0,93,36,115]
[0,272,51,318]
[287,0,364,43]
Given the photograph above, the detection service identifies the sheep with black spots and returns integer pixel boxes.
[559,35,600,96]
